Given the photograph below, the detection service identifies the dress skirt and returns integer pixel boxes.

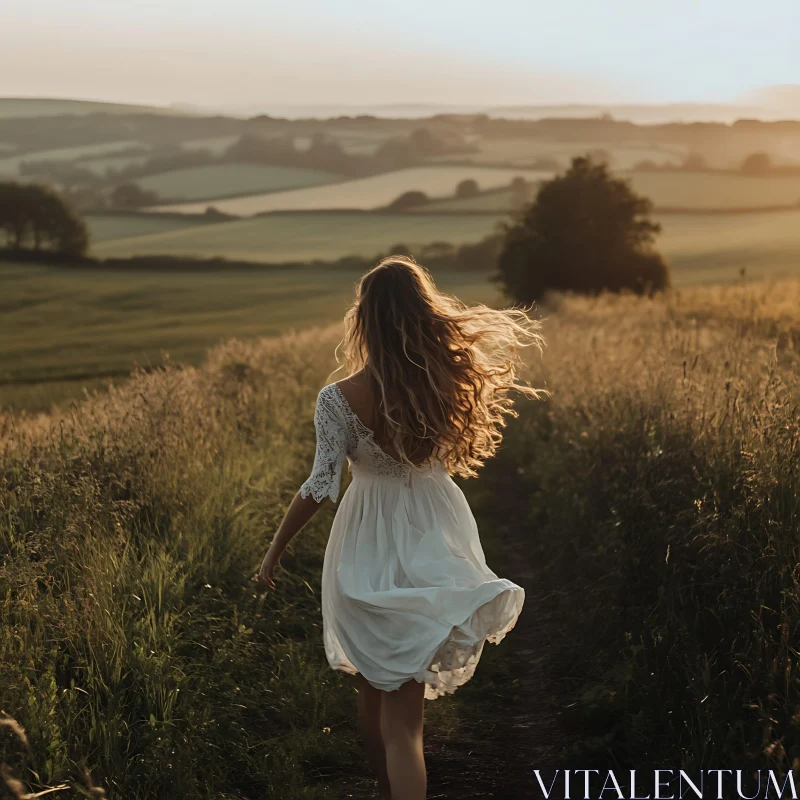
[321,462,525,700]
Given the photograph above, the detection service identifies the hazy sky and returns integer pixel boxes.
[2,0,798,109]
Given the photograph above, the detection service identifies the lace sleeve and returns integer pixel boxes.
[300,386,348,504]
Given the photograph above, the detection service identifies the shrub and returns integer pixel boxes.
[386,190,429,210]
[740,152,772,175]
[110,182,160,209]
[455,179,479,198]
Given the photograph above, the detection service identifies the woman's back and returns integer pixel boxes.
[335,371,430,466]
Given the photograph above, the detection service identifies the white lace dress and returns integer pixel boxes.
[300,383,525,700]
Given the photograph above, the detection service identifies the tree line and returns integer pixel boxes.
[0,182,89,256]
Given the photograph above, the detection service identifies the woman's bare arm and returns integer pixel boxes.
[257,491,325,589]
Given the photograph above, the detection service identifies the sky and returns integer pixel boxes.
[1,0,798,110]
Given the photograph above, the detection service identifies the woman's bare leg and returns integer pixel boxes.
[354,675,391,800]
[380,679,426,800]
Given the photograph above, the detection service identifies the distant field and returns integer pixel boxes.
[88,206,800,284]
[5,203,800,409]
[433,138,686,169]
[136,163,344,202]
[658,209,800,283]
[0,139,145,177]
[92,212,506,262]
[423,188,529,212]
[0,98,192,118]
[0,261,496,409]
[82,154,151,176]
[181,136,240,154]
[85,213,210,243]
[628,172,800,209]
[151,166,553,215]
[426,172,800,212]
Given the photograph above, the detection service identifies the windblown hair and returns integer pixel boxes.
[338,256,545,478]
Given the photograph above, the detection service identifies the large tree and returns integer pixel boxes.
[495,156,669,301]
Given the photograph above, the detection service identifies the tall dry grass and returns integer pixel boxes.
[0,328,382,798]
[2,278,799,795]
[480,279,800,771]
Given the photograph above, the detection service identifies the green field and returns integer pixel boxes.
[5,200,800,410]
[181,135,240,154]
[152,166,553,215]
[427,171,800,212]
[0,139,146,177]
[82,153,151,176]
[629,171,800,209]
[92,211,507,262]
[86,206,800,285]
[0,261,496,409]
[85,212,210,243]
[136,163,344,202]
[0,97,191,118]
[658,209,800,281]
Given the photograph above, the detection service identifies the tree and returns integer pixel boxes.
[410,128,447,157]
[387,190,429,210]
[110,183,160,209]
[510,176,531,210]
[495,156,669,301]
[740,152,772,175]
[0,182,89,256]
[682,153,708,171]
[455,234,503,272]
[455,179,479,198]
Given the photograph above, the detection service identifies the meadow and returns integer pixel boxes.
[427,171,800,212]
[86,213,212,242]
[433,138,687,169]
[84,208,800,286]
[0,98,189,118]
[2,279,797,798]
[0,260,496,410]
[136,163,343,203]
[87,211,506,263]
[150,165,553,214]
[0,140,146,178]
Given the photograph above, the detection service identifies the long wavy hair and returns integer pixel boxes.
[337,256,545,478]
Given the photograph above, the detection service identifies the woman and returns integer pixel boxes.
[258,256,543,800]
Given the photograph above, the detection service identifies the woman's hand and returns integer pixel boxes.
[257,546,282,590]
[254,491,324,591]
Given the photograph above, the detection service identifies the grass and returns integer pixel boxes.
[181,136,241,154]
[0,260,498,410]
[0,98,191,118]
[426,172,800,212]
[0,140,146,177]
[0,328,371,799]
[88,205,800,285]
[658,209,800,282]
[81,154,152,176]
[85,213,211,243]
[483,280,800,776]
[432,138,685,169]
[91,211,506,263]
[627,171,800,209]
[2,279,798,796]
[137,163,344,203]
[151,166,553,215]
